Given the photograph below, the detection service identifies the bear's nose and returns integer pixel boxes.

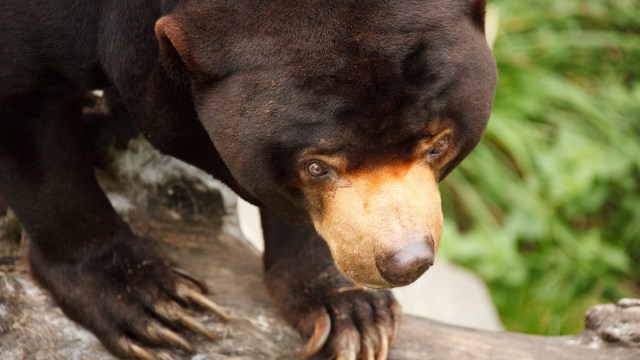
[375,237,434,286]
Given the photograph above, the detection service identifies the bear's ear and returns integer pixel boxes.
[154,16,196,83]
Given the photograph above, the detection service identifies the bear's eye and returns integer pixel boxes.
[307,161,329,178]
[427,137,449,161]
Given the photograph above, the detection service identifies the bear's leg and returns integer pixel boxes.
[261,209,401,359]
[0,93,227,358]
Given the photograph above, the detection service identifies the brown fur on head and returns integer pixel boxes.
[158,0,497,288]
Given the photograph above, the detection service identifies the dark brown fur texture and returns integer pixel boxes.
[0,0,496,358]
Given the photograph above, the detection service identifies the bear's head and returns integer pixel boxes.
[154,0,496,288]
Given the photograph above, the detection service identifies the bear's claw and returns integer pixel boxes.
[177,313,219,341]
[172,267,208,292]
[298,309,331,357]
[175,281,231,322]
[144,320,194,353]
[153,297,219,341]
[117,338,158,360]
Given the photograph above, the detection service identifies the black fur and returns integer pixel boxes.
[0,0,495,358]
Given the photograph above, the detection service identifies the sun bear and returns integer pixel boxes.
[0,0,496,358]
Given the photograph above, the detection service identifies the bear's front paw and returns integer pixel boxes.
[29,237,229,359]
[267,269,401,360]
[301,288,400,360]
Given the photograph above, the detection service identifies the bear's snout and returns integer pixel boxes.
[309,160,443,288]
[375,237,435,286]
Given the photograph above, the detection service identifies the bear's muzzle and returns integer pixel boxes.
[311,160,443,288]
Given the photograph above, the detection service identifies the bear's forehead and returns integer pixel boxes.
[188,0,469,83]
[192,0,491,165]
[288,59,434,131]
[202,47,456,156]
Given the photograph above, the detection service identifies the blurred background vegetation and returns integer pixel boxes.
[440,0,640,335]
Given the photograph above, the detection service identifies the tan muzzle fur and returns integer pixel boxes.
[312,161,443,288]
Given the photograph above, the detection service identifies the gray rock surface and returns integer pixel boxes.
[581,299,640,348]
[1,139,639,360]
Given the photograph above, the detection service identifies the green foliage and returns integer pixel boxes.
[440,0,640,335]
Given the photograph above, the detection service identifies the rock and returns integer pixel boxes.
[579,298,640,348]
